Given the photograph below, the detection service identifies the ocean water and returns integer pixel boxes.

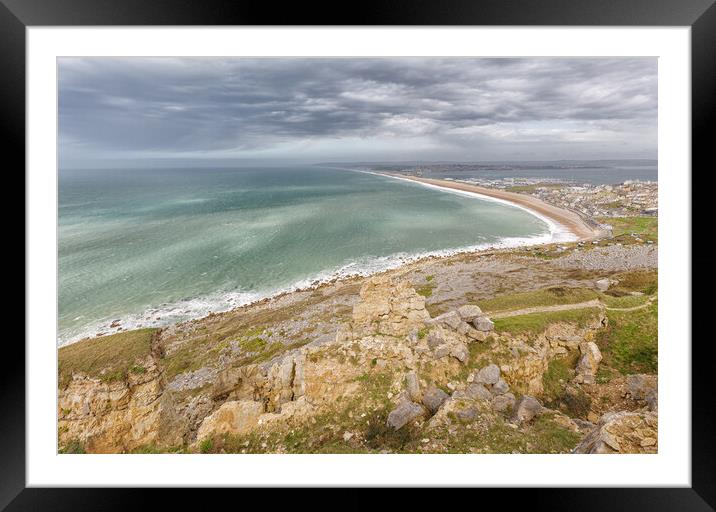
[58,166,554,344]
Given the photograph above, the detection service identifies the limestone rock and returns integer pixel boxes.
[433,311,462,330]
[405,371,421,402]
[352,276,430,337]
[426,330,445,350]
[427,331,447,350]
[574,341,602,384]
[387,400,425,430]
[196,400,264,441]
[258,396,313,426]
[449,342,469,363]
[465,327,488,342]
[511,395,543,423]
[57,356,186,453]
[491,379,510,395]
[422,386,450,414]
[457,304,483,322]
[453,383,493,402]
[475,364,501,385]
[455,406,479,422]
[492,393,516,413]
[573,411,658,454]
[626,374,657,401]
[473,316,495,332]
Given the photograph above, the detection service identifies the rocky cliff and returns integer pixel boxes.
[58,275,657,454]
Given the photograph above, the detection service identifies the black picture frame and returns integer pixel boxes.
[4,0,710,507]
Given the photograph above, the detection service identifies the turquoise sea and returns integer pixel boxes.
[58,166,553,344]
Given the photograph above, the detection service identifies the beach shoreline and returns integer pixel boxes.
[371,171,606,242]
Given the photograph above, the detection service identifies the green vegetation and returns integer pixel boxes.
[58,439,85,454]
[599,216,658,242]
[608,270,658,296]
[128,443,186,454]
[239,335,268,353]
[493,307,603,336]
[416,282,436,297]
[429,414,581,454]
[600,293,651,309]
[58,328,158,387]
[229,339,312,370]
[542,355,575,401]
[164,324,309,380]
[425,301,450,317]
[541,353,592,418]
[199,438,214,454]
[597,301,658,374]
[477,286,598,313]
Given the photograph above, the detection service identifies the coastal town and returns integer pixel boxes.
[388,167,658,220]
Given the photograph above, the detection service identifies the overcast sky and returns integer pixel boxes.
[58,57,657,168]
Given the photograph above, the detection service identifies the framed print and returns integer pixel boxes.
[5,0,712,507]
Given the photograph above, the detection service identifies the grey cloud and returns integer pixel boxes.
[58,57,657,164]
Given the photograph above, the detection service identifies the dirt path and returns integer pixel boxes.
[488,296,654,318]
[604,297,656,312]
[489,299,603,319]
[376,172,606,241]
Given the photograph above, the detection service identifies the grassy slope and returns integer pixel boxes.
[598,216,658,242]
[477,287,598,314]
[597,301,658,375]
[493,307,603,336]
[58,328,158,387]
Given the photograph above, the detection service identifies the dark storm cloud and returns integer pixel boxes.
[58,57,657,163]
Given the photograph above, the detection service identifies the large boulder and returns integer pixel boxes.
[196,400,264,441]
[387,400,425,430]
[573,341,603,384]
[573,411,658,454]
[511,395,544,423]
[422,386,450,414]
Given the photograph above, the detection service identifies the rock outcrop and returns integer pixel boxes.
[625,374,658,411]
[58,353,186,453]
[573,411,658,454]
[59,274,655,455]
[196,400,264,441]
[573,341,603,385]
[352,275,430,336]
[387,399,426,430]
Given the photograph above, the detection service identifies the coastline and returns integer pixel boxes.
[371,171,605,241]
[59,172,606,346]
